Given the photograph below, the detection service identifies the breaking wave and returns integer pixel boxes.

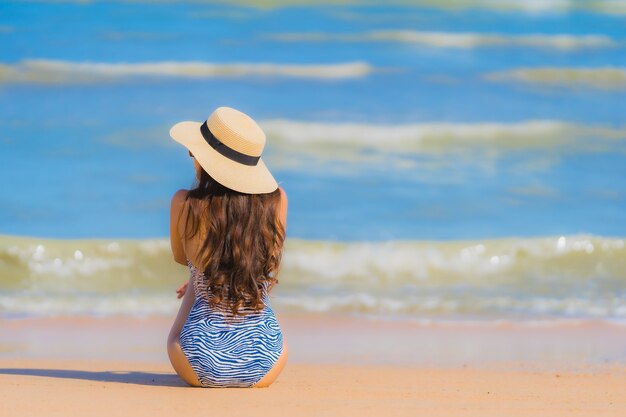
[485,67,626,89]
[259,119,626,155]
[1,234,624,320]
[263,30,618,50]
[0,59,375,84]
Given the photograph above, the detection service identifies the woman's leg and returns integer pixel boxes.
[252,338,289,388]
[167,334,202,387]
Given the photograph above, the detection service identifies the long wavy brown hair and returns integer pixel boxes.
[177,167,285,317]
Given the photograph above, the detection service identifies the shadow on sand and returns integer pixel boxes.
[0,368,190,387]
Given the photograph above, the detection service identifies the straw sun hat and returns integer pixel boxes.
[169,106,278,194]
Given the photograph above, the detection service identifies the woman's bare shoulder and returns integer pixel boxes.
[170,189,190,235]
[172,188,189,203]
[170,189,189,213]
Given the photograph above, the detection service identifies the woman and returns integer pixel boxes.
[166,106,289,388]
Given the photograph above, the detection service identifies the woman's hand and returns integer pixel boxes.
[176,281,189,299]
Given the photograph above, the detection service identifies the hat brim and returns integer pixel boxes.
[169,121,278,194]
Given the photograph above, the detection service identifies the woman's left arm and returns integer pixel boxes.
[170,189,188,266]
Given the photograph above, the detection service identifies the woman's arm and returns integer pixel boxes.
[167,274,195,344]
[170,189,188,266]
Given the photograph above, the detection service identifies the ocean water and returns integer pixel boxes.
[0,1,625,320]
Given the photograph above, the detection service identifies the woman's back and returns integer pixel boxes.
[178,258,284,388]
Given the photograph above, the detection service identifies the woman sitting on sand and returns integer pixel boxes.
[166,106,289,388]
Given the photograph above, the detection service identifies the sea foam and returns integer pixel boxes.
[263,30,618,50]
[485,67,626,89]
[0,59,374,84]
[0,234,624,319]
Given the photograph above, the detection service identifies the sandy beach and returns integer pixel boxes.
[1,314,625,417]
[2,358,625,417]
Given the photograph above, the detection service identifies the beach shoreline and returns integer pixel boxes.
[2,313,625,416]
[2,313,625,368]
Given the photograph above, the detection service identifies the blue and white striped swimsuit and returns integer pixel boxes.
[178,259,284,388]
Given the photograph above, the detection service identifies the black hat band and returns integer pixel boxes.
[200,121,261,166]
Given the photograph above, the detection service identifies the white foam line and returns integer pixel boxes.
[260,119,626,150]
[263,30,618,50]
[420,0,626,15]
[32,1,626,16]
[484,67,626,89]
[0,59,375,84]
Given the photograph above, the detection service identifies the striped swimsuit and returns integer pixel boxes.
[178,259,284,388]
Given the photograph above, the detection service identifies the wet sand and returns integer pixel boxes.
[1,314,625,416]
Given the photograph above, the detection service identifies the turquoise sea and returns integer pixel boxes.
[0,1,625,321]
